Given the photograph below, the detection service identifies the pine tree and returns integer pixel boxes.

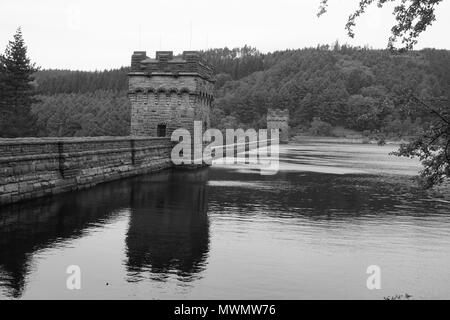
[0,27,39,137]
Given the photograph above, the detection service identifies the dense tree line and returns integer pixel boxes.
[24,45,450,141]
[200,46,266,80]
[211,45,450,138]
[32,90,130,136]
[34,68,129,94]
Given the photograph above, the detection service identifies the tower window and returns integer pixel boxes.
[157,124,167,137]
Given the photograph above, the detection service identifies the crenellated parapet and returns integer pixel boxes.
[267,109,289,121]
[130,51,214,82]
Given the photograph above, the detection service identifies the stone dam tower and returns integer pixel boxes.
[267,109,289,144]
[0,50,216,207]
[128,51,215,137]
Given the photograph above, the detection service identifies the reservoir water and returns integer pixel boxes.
[1,141,449,299]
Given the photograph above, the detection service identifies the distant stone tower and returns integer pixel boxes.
[267,109,289,144]
[128,51,214,137]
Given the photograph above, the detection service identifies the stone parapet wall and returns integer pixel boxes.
[0,137,173,206]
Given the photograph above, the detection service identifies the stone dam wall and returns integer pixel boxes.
[0,137,173,206]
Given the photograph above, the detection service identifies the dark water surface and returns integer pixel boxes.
[1,142,449,299]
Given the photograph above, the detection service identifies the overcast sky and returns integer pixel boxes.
[1,0,449,71]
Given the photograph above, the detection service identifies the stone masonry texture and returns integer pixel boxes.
[267,109,290,144]
[0,137,173,206]
[128,51,215,137]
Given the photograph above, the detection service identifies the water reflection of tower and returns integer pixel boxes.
[125,168,210,282]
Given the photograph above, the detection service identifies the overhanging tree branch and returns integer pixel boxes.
[407,93,450,125]
[318,0,444,51]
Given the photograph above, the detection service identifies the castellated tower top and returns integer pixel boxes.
[130,50,214,82]
[267,109,289,118]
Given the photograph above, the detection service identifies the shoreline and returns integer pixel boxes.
[291,135,410,145]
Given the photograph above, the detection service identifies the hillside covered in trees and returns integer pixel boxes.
[30,45,450,138]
